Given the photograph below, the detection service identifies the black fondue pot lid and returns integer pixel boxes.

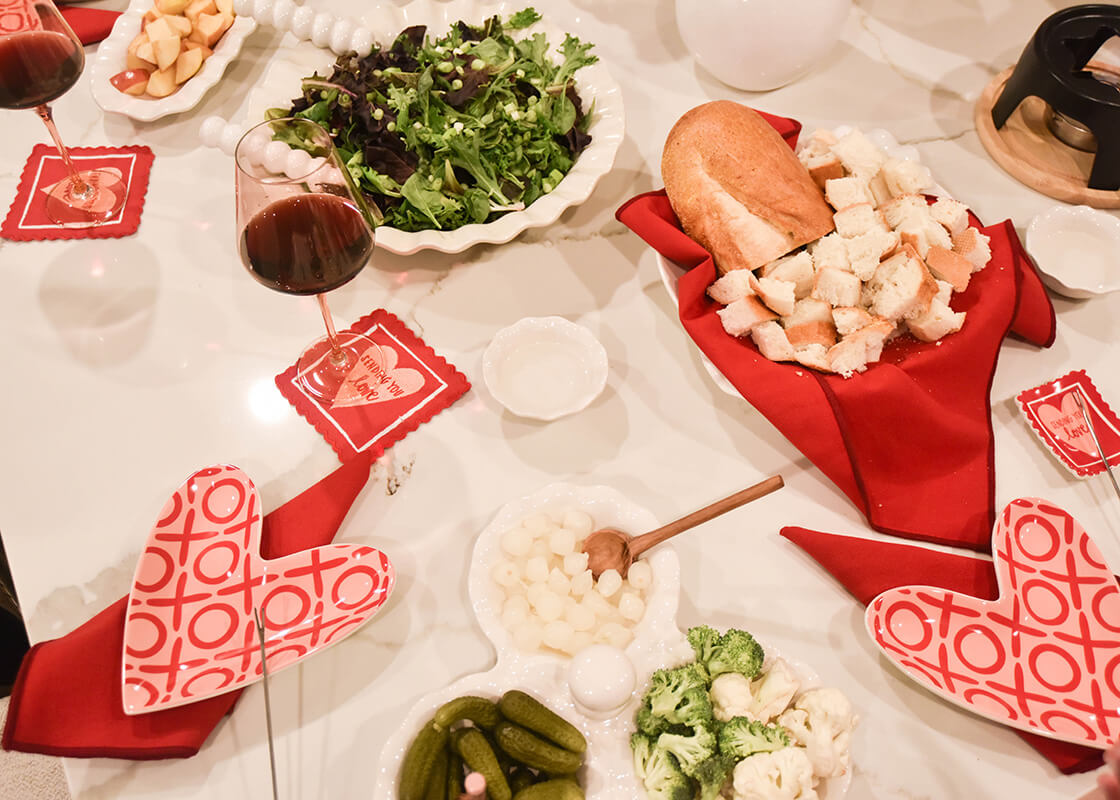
[1034,4,1120,108]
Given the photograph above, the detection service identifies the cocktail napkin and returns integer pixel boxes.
[781,525,1104,774]
[1,455,373,759]
[1,144,153,241]
[276,309,471,462]
[0,0,118,45]
[615,110,1055,551]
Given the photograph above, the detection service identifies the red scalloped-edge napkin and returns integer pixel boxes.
[780,525,1106,774]
[1,455,374,760]
[1,145,153,241]
[1017,370,1120,478]
[276,309,471,462]
[615,109,1056,553]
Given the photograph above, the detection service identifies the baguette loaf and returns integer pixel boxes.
[662,101,836,274]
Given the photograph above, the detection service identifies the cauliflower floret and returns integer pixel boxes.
[732,747,818,800]
[711,672,753,722]
[777,687,858,778]
[747,659,799,723]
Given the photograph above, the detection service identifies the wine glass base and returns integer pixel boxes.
[295,331,375,403]
[44,168,128,228]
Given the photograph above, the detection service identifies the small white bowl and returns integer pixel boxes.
[482,316,608,421]
[1026,205,1120,299]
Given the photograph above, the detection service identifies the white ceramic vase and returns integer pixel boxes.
[675,0,852,91]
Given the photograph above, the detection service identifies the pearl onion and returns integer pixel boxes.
[596,569,623,598]
[199,116,225,148]
[350,26,374,56]
[618,592,645,622]
[262,140,290,174]
[501,528,532,557]
[525,556,549,584]
[626,560,653,591]
[289,5,314,38]
[310,11,334,48]
[329,18,353,54]
[562,510,593,537]
[549,527,575,556]
[269,0,294,29]
[562,552,588,576]
[284,147,313,179]
[251,0,272,23]
[218,124,242,156]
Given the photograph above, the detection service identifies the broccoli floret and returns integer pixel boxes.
[667,686,714,728]
[688,626,765,679]
[657,725,717,777]
[631,732,693,800]
[718,716,791,760]
[636,704,672,737]
[646,663,709,718]
[693,753,736,800]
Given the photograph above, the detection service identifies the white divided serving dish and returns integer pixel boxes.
[1026,204,1120,299]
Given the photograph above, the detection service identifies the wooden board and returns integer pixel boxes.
[974,67,1120,208]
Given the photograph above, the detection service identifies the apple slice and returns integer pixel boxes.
[182,40,213,59]
[145,16,177,44]
[110,69,150,96]
[156,0,191,15]
[126,32,153,69]
[141,8,163,30]
[152,35,181,71]
[214,0,233,17]
[174,46,204,84]
[184,0,216,22]
[134,40,158,68]
[145,65,178,98]
[164,14,192,36]
[189,11,233,47]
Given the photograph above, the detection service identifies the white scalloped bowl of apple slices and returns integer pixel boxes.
[90,0,255,121]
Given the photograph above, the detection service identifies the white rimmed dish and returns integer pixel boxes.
[482,316,608,421]
[1026,205,1120,299]
[238,0,625,255]
[89,0,256,122]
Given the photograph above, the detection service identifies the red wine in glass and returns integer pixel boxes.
[0,0,127,227]
[235,117,380,403]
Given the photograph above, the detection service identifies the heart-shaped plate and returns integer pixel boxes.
[866,497,1120,748]
[121,464,395,715]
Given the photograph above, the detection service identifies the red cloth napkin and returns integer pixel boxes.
[1,455,374,760]
[615,111,1056,552]
[780,525,1104,774]
[62,6,119,45]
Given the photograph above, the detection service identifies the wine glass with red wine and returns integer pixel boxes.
[0,0,126,226]
[235,117,380,402]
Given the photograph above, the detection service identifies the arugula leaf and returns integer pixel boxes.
[507,7,541,29]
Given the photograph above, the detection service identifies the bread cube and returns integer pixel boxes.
[783,297,834,328]
[793,344,832,372]
[933,279,953,306]
[750,321,796,361]
[829,129,887,178]
[850,318,895,361]
[828,336,871,378]
[882,194,950,257]
[717,295,779,337]
[833,203,887,239]
[881,157,934,197]
[845,229,899,281]
[824,176,873,211]
[930,197,970,235]
[866,251,938,321]
[756,276,797,316]
[867,172,892,208]
[785,320,837,349]
[805,154,844,190]
[907,298,966,342]
[924,245,972,292]
[812,267,862,307]
[761,251,815,299]
[707,268,758,305]
[808,233,851,272]
[952,227,991,272]
[832,306,873,336]
[796,129,840,160]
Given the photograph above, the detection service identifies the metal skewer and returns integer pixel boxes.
[1072,390,1120,503]
[253,609,280,800]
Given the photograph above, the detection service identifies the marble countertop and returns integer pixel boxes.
[2,0,1119,797]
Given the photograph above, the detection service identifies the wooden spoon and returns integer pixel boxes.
[581,474,784,579]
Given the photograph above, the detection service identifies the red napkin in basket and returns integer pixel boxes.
[1,455,373,760]
[780,525,1104,774]
[61,6,120,45]
[615,111,1056,552]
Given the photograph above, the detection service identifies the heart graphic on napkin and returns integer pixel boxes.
[866,498,1120,748]
[331,343,425,409]
[1037,393,1094,456]
[121,464,395,715]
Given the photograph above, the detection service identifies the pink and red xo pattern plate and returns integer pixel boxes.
[866,498,1120,748]
[121,464,395,715]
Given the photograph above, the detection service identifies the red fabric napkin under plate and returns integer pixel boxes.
[1,455,373,760]
[780,525,1104,774]
[62,6,119,45]
[616,110,1056,552]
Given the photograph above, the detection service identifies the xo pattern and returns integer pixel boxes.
[121,464,395,715]
[0,0,41,34]
[867,497,1120,748]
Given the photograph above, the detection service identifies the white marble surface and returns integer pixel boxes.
[2,0,1119,798]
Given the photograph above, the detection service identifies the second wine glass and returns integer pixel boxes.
[235,117,380,403]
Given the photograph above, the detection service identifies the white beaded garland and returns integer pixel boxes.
[232,0,252,16]
[262,140,290,173]
[270,0,295,30]
[283,147,313,179]
[199,116,226,148]
[288,5,314,38]
[251,0,272,23]
[310,11,334,47]
[328,18,353,54]
[218,124,242,156]
[350,27,374,56]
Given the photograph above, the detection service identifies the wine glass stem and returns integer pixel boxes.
[316,294,348,367]
[35,104,92,199]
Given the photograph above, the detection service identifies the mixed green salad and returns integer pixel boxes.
[270,8,599,232]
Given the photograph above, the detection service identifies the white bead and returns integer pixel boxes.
[289,5,314,39]
[251,0,272,23]
[262,140,290,173]
[329,18,353,54]
[562,552,589,576]
[218,124,242,156]
[501,527,532,557]
[597,569,623,598]
[199,116,225,148]
[350,26,374,56]
[310,11,335,48]
[525,556,549,584]
[562,510,593,537]
[547,567,570,596]
[549,527,575,556]
[232,0,253,16]
[269,0,294,29]
[283,148,313,179]
[618,592,645,622]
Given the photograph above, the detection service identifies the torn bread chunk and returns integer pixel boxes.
[756,276,797,316]
[880,157,934,197]
[907,298,965,342]
[796,128,840,160]
[866,250,938,321]
[828,336,872,378]
[952,227,991,272]
[707,268,759,305]
[846,228,900,281]
[808,233,851,272]
[924,245,972,293]
[717,295,779,337]
[783,296,835,329]
[805,154,845,189]
[833,203,887,238]
[933,278,953,306]
[793,343,832,372]
[812,267,862,307]
[750,321,796,361]
[761,251,815,299]
[867,173,892,208]
[882,194,951,257]
[785,319,837,349]
[851,318,896,362]
[824,176,874,211]
[930,197,970,236]
[829,129,887,178]
[832,306,874,336]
